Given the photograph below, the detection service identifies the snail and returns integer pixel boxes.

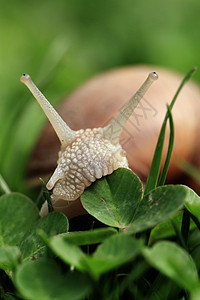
[20,71,158,217]
[24,65,200,218]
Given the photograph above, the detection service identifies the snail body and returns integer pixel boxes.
[21,71,158,216]
[47,127,128,201]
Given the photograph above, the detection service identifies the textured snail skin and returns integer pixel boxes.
[21,71,157,217]
[47,128,128,201]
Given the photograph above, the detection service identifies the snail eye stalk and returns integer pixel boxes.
[20,74,76,146]
[104,72,158,144]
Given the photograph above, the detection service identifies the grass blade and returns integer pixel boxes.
[169,66,197,110]
[144,119,167,195]
[158,105,174,186]
[178,160,200,183]
[144,67,197,196]
[0,173,11,195]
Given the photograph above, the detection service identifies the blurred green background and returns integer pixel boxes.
[1,0,200,193]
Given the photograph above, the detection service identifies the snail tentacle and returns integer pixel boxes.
[20,74,76,146]
[103,72,158,144]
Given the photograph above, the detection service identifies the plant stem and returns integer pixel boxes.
[171,218,187,250]
[189,213,200,231]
